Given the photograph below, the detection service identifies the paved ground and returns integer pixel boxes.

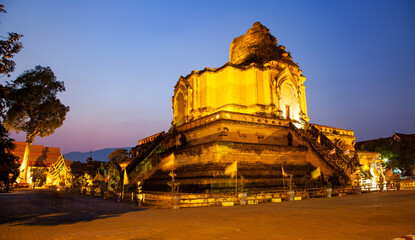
[0,189,414,240]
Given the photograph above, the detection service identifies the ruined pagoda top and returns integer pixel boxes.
[229,22,297,67]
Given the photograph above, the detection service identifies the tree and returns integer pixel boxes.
[108,148,130,192]
[391,137,415,177]
[30,167,47,187]
[0,123,19,191]
[3,65,70,182]
[70,161,87,178]
[0,4,23,77]
[107,160,120,192]
[30,154,47,187]
[0,4,23,189]
[108,148,130,165]
[360,136,415,177]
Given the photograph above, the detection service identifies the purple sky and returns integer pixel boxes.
[1,0,414,154]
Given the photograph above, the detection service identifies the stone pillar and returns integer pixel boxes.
[187,87,193,120]
[271,79,277,114]
[276,86,282,118]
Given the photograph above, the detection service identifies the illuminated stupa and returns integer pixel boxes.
[128,22,370,192]
[173,22,308,126]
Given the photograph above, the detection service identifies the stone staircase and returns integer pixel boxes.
[289,122,351,184]
[127,131,178,184]
[126,133,165,174]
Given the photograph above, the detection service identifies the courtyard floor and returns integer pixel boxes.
[0,189,414,240]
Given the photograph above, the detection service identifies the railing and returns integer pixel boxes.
[129,132,179,183]
[306,124,352,172]
[138,186,363,208]
[309,124,351,167]
[401,181,415,188]
[127,133,165,174]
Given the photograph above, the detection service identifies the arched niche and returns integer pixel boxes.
[279,81,300,121]
[174,91,185,126]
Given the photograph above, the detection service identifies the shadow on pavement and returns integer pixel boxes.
[0,189,146,226]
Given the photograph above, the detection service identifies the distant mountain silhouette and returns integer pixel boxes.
[64,147,132,162]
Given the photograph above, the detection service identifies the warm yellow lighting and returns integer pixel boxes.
[224,161,237,178]
[384,158,388,162]
[172,23,310,127]
[137,193,144,201]
[160,153,176,171]
[119,162,129,169]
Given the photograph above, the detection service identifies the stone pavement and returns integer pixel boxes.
[0,189,414,240]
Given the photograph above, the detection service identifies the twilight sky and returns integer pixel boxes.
[1,0,414,154]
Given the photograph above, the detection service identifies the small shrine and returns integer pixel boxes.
[46,154,73,187]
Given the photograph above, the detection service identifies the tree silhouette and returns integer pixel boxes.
[360,136,415,177]
[0,123,19,190]
[3,66,69,182]
[108,148,130,165]
[0,4,23,189]
[0,4,23,77]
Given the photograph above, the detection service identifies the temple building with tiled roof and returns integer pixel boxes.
[11,141,72,185]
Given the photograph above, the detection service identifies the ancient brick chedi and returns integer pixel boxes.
[128,22,373,193]
[173,22,308,127]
